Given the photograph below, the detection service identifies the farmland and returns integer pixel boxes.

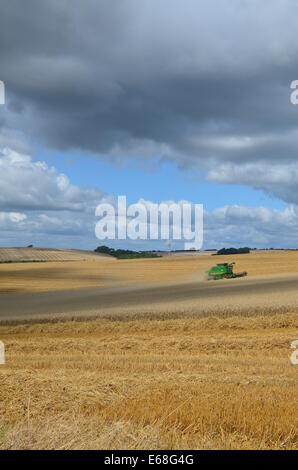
[0,250,297,449]
[0,247,104,264]
[0,312,297,449]
[1,249,298,294]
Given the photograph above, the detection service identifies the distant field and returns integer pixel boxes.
[0,247,106,263]
[0,310,297,449]
[1,250,298,293]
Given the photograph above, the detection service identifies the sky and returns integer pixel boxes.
[0,0,298,250]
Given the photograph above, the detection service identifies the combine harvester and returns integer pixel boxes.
[207,262,247,281]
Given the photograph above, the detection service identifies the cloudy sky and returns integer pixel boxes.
[0,0,298,249]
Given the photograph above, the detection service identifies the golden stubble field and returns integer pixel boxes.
[0,312,297,449]
[0,251,297,450]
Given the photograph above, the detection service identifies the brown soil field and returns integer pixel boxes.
[0,311,297,449]
[1,250,298,293]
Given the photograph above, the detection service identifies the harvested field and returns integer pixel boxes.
[1,250,298,293]
[0,310,297,449]
[0,247,107,264]
[1,273,298,323]
[0,250,297,450]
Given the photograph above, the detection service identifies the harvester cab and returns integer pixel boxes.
[206,262,247,281]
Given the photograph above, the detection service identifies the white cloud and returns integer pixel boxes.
[1,197,298,249]
[0,147,103,212]
[0,148,298,250]
[8,212,27,223]
[204,204,298,248]
[0,211,27,225]
[207,162,298,205]
[112,198,298,249]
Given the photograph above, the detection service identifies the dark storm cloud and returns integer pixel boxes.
[1,0,298,202]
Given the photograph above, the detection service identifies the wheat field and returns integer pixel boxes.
[0,310,297,450]
[1,250,298,293]
[0,251,297,449]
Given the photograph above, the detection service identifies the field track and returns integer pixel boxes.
[1,273,298,322]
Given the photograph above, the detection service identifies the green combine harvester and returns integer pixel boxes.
[207,262,247,281]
